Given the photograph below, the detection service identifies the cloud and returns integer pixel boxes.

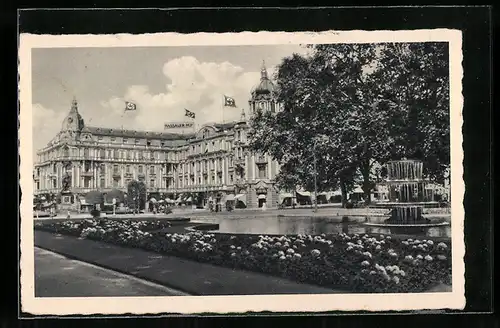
[100,56,261,131]
[32,103,67,154]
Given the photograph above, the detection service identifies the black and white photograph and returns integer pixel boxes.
[19,30,465,315]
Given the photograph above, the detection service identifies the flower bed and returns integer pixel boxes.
[34,218,452,293]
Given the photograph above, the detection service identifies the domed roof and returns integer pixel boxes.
[251,61,276,95]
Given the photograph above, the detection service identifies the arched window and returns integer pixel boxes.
[63,146,69,157]
[83,148,89,158]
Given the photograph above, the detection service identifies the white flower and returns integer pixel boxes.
[375,245,382,251]
[311,249,321,257]
[286,248,295,254]
[236,246,241,250]
[393,276,400,284]
[427,240,434,246]
[347,246,353,251]
[363,251,373,259]
[278,250,285,256]
[416,254,424,260]
[369,270,377,275]
[231,252,236,257]
[361,260,370,267]
[437,242,448,250]
[279,255,286,261]
[437,255,447,261]
[425,255,433,261]
[405,255,414,261]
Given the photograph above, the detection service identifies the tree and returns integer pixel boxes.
[248,43,450,206]
[374,42,450,182]
[248,53,357,205]
[85,190,104,217]
[127,180,146,212]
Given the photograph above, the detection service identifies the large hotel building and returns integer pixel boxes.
[33,63,290,210]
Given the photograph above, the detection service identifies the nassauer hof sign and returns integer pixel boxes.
[164,121,195,134]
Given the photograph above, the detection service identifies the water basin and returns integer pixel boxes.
[191,216,451,238]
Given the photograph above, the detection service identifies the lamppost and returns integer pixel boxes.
[313,138,318,213]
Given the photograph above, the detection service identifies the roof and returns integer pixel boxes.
[85,126,194,140]
[251,78,277,95]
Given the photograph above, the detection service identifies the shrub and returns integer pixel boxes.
[90,209,101,218]
[345,201,354,209]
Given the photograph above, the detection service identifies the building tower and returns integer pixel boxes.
[248,60,280,118]
[60,96,85,141]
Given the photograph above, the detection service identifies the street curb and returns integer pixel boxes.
[34,243,198,296]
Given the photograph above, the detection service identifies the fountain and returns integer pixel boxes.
[368,159,449,228]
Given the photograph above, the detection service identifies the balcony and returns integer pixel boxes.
[112,173,121,178]
[81,171,93,177]
[255,156,267,164]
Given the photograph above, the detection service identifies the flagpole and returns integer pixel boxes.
[222,95,225,124]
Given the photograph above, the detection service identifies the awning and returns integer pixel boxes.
[234,194,245,200]
[332,190,342,196]
[185,197,193,202]
[280,193,294,198]
[225,194,235,201]
[149,198,157,203]
[258,194,267,199]
[296,191,311,197]
[352,186,364,193]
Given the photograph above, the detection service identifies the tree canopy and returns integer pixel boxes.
[247,42,450,204]
[127,180,147,211]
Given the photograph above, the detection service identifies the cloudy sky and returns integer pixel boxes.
[32,44,310,157]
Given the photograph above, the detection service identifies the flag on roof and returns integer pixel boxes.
[185,108,196,119]
[125,101,137,111]
[223,95,237,107]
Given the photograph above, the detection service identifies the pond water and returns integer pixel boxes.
[193,216,451,238]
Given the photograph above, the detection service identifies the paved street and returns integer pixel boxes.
[34,247,189,297]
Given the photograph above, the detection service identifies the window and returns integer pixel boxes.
[111,137,116,142]
[230,174,233,183]
[83,148,89,158]
[84,178,90,188]
[198,177,201,184]
[146,141,151,146]
[138,165,143,174]
[36,182,40,190]
[123,138,128,143]
[100,178,105,188]
[99,149,105,159]
[135,139,140,144]
[211,176,215,184]
[126,165,130,173]
[150,166,155,174]
[113,179,119,188]
[113,165,119,174]
[113,150,118,159]
[63,146,69,157]
[98,136,103,141]
[126,150,131,160]
[258,165,267,179]
[150,179,155,188]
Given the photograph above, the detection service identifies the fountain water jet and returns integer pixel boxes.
[367,159,449,228]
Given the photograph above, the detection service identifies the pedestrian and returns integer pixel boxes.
[67,210,71,220]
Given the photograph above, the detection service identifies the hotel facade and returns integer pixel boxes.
[33,63,285,210]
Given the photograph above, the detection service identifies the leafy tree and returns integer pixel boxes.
[248,42,450,206]
[127,180,146,212]
[374,42,450,182]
